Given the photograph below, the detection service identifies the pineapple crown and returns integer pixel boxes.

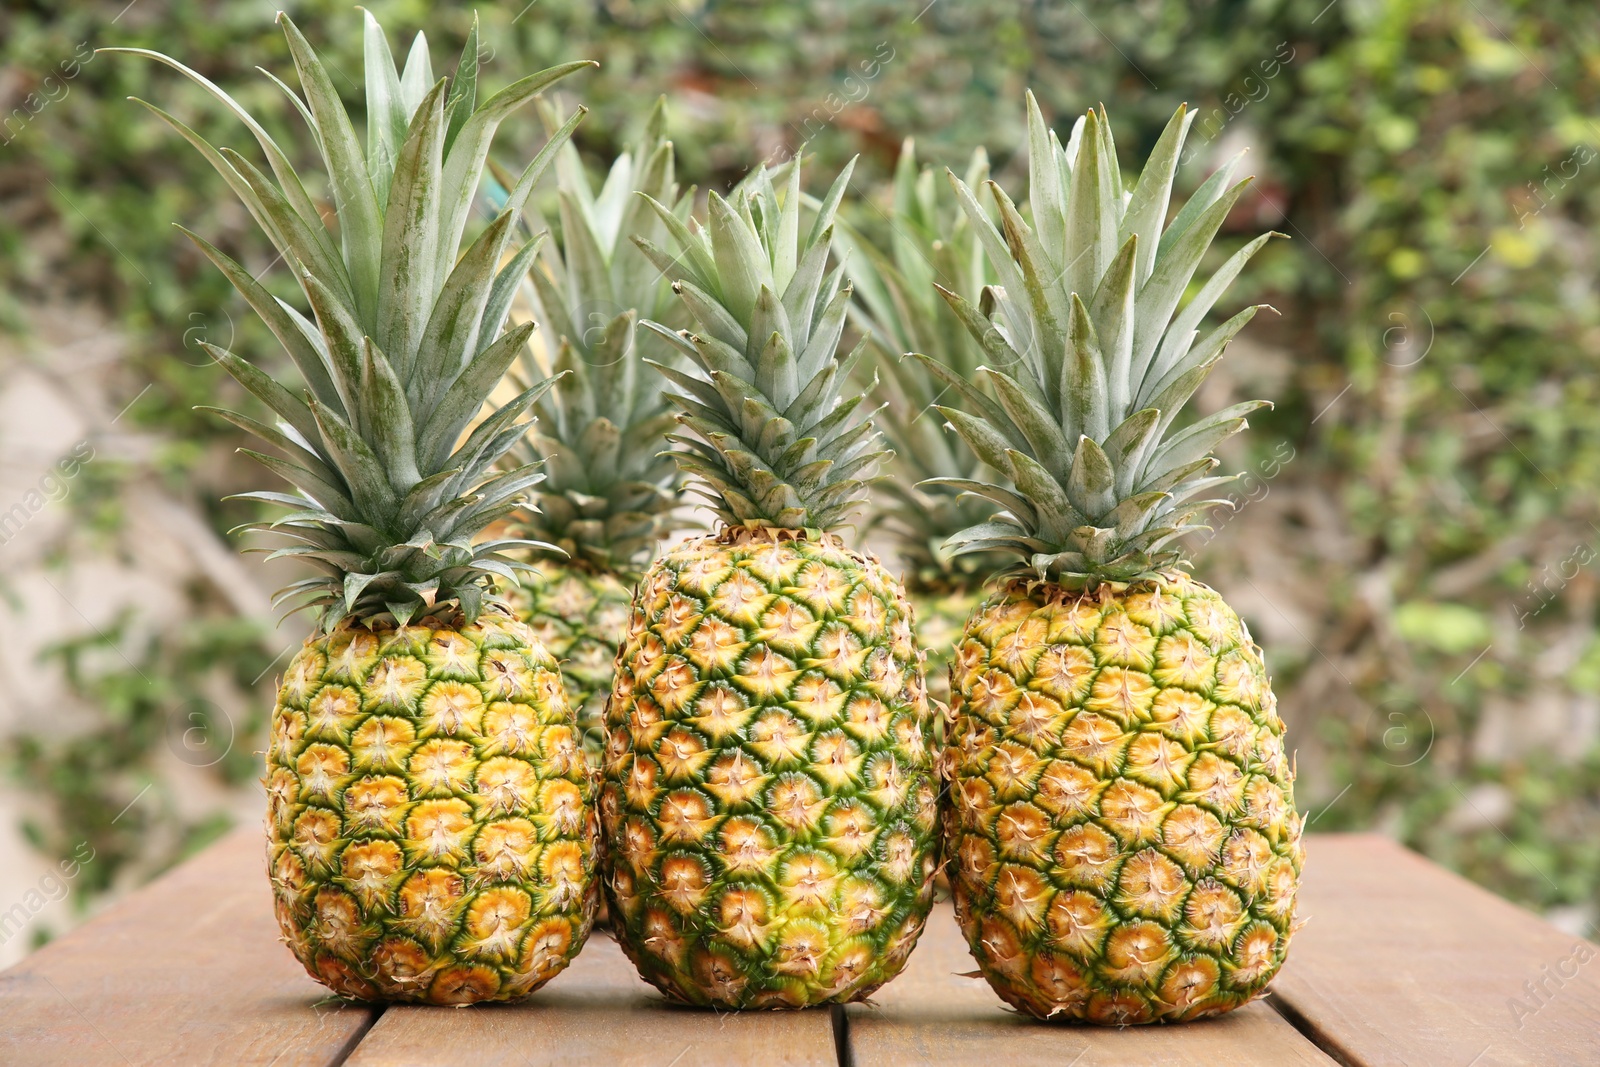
[634,157,890,534]
[838,140,1006,590]
[929,94,1279,589]
[109,14,595,629]
[495,97,690,578]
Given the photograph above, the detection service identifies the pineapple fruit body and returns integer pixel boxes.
[603,528,941,1008]
[510,560,635,764]
[265,609,600,1005]
[945,573,1301,1023]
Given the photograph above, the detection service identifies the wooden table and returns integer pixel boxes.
[2,829,1596,1066]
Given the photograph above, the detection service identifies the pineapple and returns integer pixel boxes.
[501,98,690,761]
[841,141,1004,704]
[601,159,941,1008]
[929,95,1301,1022]
[115,14,601,1004]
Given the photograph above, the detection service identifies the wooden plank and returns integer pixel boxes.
[1273,832,1600,1067]
[0,826,377,1067]
[846,901,1334,1066]
[345,930,838,1067]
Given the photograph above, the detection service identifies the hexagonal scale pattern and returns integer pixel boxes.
[604,529,941,1008]
[264,609,599,1004]
[945,573,1302,1023]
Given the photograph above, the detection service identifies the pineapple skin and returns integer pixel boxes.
[264,609,601,1005]
[945,573,1302,1023]
[602,529,941,1008]
[509,561,635,765]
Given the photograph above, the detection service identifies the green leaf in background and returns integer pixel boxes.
[1395,601,1493,656]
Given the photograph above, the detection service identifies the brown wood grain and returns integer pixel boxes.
[1274,832,1600,1067]
[0,825,377,1067]
[344,929,838,1067]
[845,900,1335,1067]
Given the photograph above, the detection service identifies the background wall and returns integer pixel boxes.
[1,0,1597,964]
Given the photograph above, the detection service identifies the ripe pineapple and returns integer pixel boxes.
[501,98,690,760]
[116,14,601,1004]
[601,159,941,1008]
[842,141,1005,703]
[929,96,1301,1022]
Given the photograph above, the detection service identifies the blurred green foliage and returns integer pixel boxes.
[3,0,1599,929]
[5,615,271,941]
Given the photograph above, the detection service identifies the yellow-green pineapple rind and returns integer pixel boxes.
[509,561,635,762]
[945,573,1301,1023]
[603,530,940,1008]
[265,609,600,1005]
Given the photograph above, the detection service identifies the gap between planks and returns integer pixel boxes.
[831,1001,854,1067]
[329,1004,387,1067]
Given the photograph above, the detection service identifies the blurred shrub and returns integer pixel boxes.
[5,615,272,943]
